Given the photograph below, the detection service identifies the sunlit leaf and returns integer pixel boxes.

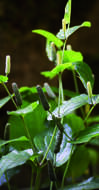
[48,94,88,120]
[7,101,39,116]
[0,75,8,83]
[32,29,63,48]
[41,63,73,79]
[64,0,72,25]
[0,96,11,108]
[57,21,91,40]
[0,136,29,148]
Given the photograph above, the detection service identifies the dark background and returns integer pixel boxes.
[0,0,99,188]
[0,0,99,92]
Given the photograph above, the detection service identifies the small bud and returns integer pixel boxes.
[57,52,61,65]
[36,85,50,111]
[12,82,22,107]
[62,18,66,33]
[44,83,56,99]
[50,42,56,62]
[67,44,72,50]
[4,123,10,140]
[5,55,11,75]
[87,81,92,100]
[47,160,56,181]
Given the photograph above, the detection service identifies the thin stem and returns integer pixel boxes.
[34,168,41,190]
[2,82,17,109]
[21,116,35,153]
[50,181,53,190]
[40,126,57,165]
[5,172,11,190]
[72,70,79,93]
[61,146,73,189]
[84,104,96,123]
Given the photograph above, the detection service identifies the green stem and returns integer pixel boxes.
[5,172,11,190]
[50,181,53,190]
[72,70,79,93]
[40,126,57,165]
[84,104,96,123]
[21,116,35,153]
[2,82,17,109]
[34,168,41,190]
[61,146,73,189]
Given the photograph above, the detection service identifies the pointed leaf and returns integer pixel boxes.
[0,75,8,83]
[41,63,73,79]
[62,177,99,190]
[0,149,33,178]
[64,0,72,24]
[48,94,88,120]
[32,29,63,48]
[0,136,29,148]
[59,50,83,63]
[74,62,94,90]
[73,124,99,144]
[7,101,39,116]
[0,96,11,108]
[57,21,91,40]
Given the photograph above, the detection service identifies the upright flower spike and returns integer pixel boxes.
[44,82,56,99]
[50,42,56,62]
[12,82,22,107]
[87,81,92,100]
[5,55,11,76]
[57,52,61,65]
[62,18,66,34]
[36,85,50,111]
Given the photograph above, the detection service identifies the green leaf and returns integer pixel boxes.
[0,96,11,108]
[7,101,39,116]
[87,115,99,124]
[48,94,88,119]
[0,136,29,148]
[0,149,38,178]
[0,75,8,83]
[32,29,63,48]
[9,104,47,150]
[64,0,72,25]
[34,125,73,167]
[73,124,99,144]
[67,146,90,178]
[64,114,85,137]
[74,62,94,90]
[57,21,91,40]
[41,50,83,79]
[41,63,73,79]
[62,177,99,190]
[59,50,83,63]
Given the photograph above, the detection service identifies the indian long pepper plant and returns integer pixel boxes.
[0,0,99,189]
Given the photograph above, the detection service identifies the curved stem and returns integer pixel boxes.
[40,126,57,165]
[2,82,17,109]
[84,104,96,123]
[61,146,73,189]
